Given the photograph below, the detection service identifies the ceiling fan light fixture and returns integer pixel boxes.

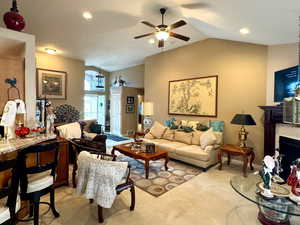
[155,31,169,41]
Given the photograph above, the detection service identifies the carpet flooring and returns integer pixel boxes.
[117,154,202,197]
[105,133,130,142]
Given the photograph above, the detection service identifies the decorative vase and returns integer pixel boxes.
[15,124,30,138]
[3,0,25,31]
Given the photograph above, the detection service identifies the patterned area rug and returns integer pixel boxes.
[117,154,202,197]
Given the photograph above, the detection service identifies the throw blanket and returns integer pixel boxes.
[56,122,82,139]
[76,151,128,208]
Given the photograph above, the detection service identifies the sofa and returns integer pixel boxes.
[141,121,223,171]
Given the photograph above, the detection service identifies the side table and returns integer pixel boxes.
[218,144,255,177]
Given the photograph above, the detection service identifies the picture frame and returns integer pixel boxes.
[126,104,135,113]
[127,96,135,104]
[168,75,218,117]
[37,68,67,99]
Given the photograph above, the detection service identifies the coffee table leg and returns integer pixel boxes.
[145,160,149,179]
[165,155,169,171]
[227,152,231,165]
[218,151,223,170]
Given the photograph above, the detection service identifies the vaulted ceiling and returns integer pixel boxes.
[0,0,299,71]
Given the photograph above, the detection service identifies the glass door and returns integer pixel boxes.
[84,94,106,126]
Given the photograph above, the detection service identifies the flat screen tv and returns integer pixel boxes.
[274,65,300,102]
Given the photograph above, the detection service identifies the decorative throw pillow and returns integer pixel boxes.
[162,128,175,141]
[57,122,82,139]
[174,131,193,145]
[200,128,217,149]
[144,133,154,139]
[187,121,198,129]
[191,130,204,145]
[149,121,167,138]
[196,123,209,131]
[213,131,223,145]
[90,123,102,134]
[209,120,224,132]
[178,126,194,133]
[164,117,179,130]
[180,120,188,126]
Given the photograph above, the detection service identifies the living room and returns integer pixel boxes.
[0,0,299,225]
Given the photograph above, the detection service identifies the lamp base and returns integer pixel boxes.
[238,126,248,148]
[143,116,153,131]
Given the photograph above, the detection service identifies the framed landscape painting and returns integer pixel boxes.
[168,75,218,117]
[37,69,67,99]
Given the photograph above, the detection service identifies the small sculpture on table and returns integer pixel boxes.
[287,158,300,203]
[259,155,275,198]
[272,149,284,184]
[46,101,56,134]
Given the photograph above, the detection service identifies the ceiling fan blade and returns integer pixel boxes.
[181,3,210,9]
[169,20,187,30]
[141,21,157,29]
[170,32,190,41]
[134,33,155,39]
[158,39,164,48]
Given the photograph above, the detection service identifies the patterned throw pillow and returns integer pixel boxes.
[196,123,209,131]
[209,121,224,132]
[200,128,217,149]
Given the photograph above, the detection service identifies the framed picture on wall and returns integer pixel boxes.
[37,68,67,99]
[168,75,218,117]
[126,104,135,113]
[127,96,135,104]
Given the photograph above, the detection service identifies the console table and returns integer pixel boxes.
[259,105,283,156]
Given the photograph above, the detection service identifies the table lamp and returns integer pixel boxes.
[143,102,154,130]
[231,114,256,148]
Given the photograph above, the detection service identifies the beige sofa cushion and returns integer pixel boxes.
[144,133,154,139]
[162,128,175,141]
[174,131,193,145]
[149,122,167,138]
[176,145,210,162]
[200,128,217,149]
[191,131,204,145]
[159,142,187,153]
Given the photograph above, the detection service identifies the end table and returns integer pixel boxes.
[218,144,255,177]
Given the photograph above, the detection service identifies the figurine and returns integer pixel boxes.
[259,155,275,198]
[46,102,56,134]
[287,159,300,199]
[272,149,284,183]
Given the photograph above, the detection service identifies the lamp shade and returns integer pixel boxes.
[231,114,256,126]
[143,102,154,116]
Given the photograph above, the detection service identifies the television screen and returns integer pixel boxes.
[274,65,300,102]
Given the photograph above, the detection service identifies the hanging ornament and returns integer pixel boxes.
[3,0,26,31]
[96,72,105,89]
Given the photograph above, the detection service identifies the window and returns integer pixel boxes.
[84,69,106,126]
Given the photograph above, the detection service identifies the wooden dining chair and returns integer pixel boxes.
[0,159,20,225]
[18,141,60,225]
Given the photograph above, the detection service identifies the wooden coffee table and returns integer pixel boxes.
[112,142,169,179]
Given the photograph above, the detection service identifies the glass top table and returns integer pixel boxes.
[231,174,300,225]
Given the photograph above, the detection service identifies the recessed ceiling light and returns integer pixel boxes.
[148,38,155,44]
[83,11,93,20]
[45,48,56,55]
[240,27,250,35]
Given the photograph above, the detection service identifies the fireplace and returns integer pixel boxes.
[279,136,300,181]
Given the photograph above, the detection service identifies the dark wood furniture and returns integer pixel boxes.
[218,144,255,177]
[69,137,107,188]
[40,138,69,187]
[112,143,169,179]
[259,105,283,156]
[0,159,19,225]
[18,141,60,225]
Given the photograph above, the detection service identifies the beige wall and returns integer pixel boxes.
[266,43,298,105]
[110,64,144,88]
[145,38,267,161]
[36,52,85,116]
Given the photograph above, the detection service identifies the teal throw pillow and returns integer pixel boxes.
[209,121,224,132]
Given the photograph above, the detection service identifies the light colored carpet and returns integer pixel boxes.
[24,161,300,225]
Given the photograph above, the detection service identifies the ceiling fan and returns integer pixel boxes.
[134,8,190,48]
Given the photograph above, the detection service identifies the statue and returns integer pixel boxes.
[259,155,275,198]
[46,102,56,134]
[272,149,284,184]
[287,158,300,201]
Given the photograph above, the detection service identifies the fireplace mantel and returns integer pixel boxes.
[259,105,283,156]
